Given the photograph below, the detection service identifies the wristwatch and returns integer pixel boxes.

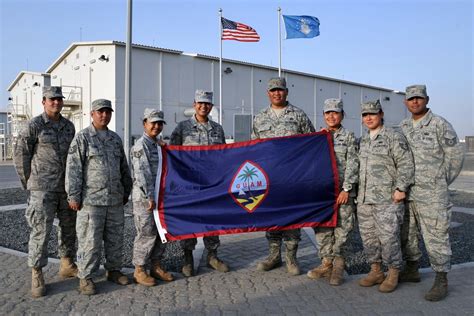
[343,184,352,192]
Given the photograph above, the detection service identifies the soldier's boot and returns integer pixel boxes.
[106,270,130,285]
[399,260,421,283]
[359,263,385,287]
[151,261,174,281]
[181,250,194,277]
[31,267,46,298]
[207,250,230,273]
[79,278,96,295]
[58,257,78,279]
[307,257,333,279]
[329,257,345,286]
[256,243,282,272]
[133,266,156,287]
[284,242,300,276]
[379,267,400,293]
[425,272,448,301]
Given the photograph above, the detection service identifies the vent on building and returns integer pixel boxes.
[234,114,253,142]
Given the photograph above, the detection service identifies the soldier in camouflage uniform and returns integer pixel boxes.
[252,77,315,276]
[399,85,464,301]
[170,90,230,277]
[357,100,414,293]
[66,99,132,295]
[131,108,174,287]
[13,86,77,298]
[307,98,359,285]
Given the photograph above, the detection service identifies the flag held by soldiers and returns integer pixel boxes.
[283,15,320,39]
[154,132,339,242]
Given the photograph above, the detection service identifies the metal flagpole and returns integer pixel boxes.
[278,7,282,77]
[124,0,132,161]
[219,8,223,124]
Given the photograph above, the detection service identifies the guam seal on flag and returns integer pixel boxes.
[229,161,269,213]
[154,132,339,242]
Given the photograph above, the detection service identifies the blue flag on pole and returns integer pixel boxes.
[283,15,320,39]
[154,132,338,242]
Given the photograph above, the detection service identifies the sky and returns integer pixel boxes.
[0,0,472,138]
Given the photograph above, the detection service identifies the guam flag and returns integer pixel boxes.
[153,132,339,242]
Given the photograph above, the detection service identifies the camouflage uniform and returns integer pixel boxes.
[252,102,315,244]
[358,126,414,269]
[66,124,132,279]
[399,109,464,272]
[169,114,226,251]
[314,126,359,259]
[13,111,76,268]
[131,133,166,266]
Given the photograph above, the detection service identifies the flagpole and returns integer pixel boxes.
[219,8,223,124]
[278,7,282,77]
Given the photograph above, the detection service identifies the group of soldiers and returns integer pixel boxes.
[13,77,463,302]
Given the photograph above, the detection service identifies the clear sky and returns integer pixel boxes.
[1,0,472,138]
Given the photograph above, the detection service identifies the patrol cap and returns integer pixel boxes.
[361,100,382,115]
[324,98,344,113]
[42,86,64,99]
[143,108,166,124]
[267,77,287,91]
[194,90,213,104]
[91,99,114,112]
[405,84,428,100]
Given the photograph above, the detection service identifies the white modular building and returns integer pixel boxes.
[7,40,407,144]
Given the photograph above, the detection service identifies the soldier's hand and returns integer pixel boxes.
[147,199,156,212]
[336,191,349,205]
[320,127,329,132]
[392,190,406,203]
[69,201,82,211]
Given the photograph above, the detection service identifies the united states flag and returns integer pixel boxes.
[221,17,260,42]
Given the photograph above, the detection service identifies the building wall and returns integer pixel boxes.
[50,44,117,131]
[10,42,408,142]
[8,72,50,118]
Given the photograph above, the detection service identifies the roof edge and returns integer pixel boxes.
[7,71,50,92]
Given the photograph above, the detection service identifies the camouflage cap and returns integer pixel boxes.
[91,99,114,112]
[323,98,344,113]
[195,90,213,104]
[405,84,428,100]
[42,86,64,99]
[361,100,382,114]
[143,108,166,124]
[267,77,287,91]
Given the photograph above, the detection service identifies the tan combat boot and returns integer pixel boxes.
[207,250,230,273]
[79,278,96,295]
[285,241,300,276]
[133,266,156,287]
[182,250,194,277]
[151,261,174,281]
[379,267,400,293]
[399,260,421,282]
[329,257,345,286]
[425,272,448,301]
[58,257,78,278]
[359,263,385,287]
[31,267,46,298]
[106,270,130,285]
[307,257,333,279]
[256,243,282,272]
